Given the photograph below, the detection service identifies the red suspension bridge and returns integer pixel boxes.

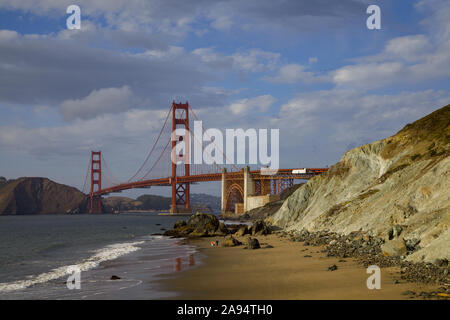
[82,101,328,214]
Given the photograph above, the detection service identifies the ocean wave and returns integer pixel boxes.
[0,241,145,293]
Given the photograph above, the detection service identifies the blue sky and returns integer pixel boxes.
[0,0,449,197]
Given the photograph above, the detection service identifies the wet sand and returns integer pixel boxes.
[160,234,438,299]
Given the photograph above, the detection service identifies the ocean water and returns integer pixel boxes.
[0,213,200,300]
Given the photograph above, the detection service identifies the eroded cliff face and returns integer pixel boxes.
[0,177,88,214]
[269,105,450,263]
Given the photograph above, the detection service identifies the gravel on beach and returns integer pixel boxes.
[278,229,449,299]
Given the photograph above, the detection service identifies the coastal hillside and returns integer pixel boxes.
[0,177,88,214]
[102,195,171,212]
[268,104,450,263]
[102,193,221,213]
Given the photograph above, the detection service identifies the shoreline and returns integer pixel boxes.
[158,233,445,300]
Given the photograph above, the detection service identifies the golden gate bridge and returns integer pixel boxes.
[82,101,328,214]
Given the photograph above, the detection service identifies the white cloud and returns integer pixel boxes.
[0,108,168,156]
[60,86,135,121]
[228,95,276,115]
[275,89,450,141]
[329,1,450,91]
[384,35,431,61]
[231,49,280,72]
[0,0,368,35]
[264,63,327,84]
[0,29,18,41]
[332,62,404,89]
[192,47,280,73]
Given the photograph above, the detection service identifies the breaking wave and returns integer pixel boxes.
[0,241,144,293]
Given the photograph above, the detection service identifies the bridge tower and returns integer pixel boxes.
[89,151,102,213]
[170,101,191,214]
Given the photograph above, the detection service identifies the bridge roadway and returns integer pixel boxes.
[93,168,328,196]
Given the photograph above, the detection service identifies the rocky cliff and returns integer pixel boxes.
[0,177,88,214]
[269,104,450,263]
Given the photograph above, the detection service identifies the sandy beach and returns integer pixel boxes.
[160,234,439,300]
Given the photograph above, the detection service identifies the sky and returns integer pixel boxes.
[0,0,449,197]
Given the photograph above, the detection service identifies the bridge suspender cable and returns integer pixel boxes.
[81,157,91,194]
[127,103,173,182]
[140,138,171,180]
[188,105,240,172]
[101,154,123,185]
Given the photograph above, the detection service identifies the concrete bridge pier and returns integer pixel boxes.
[221,166,258,214]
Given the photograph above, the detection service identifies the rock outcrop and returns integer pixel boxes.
[245,237,261,249]
[0,177,88,214]
[269,104,450,263]
[164,212,229,237]
[223,235,242,247]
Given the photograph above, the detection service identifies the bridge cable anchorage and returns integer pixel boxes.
[188,105,240,172]
[127,103,173,182]
[140,137,172,180]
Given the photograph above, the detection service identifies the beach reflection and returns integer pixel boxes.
[174,254,195,271]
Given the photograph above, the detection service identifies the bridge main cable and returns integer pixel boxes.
[127,103,173,182]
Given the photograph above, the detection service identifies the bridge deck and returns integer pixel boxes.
[92,168,328,196]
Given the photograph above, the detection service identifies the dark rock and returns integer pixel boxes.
[401,290,416,295]
[234,226,248,237]
[173,220,186,229]
[165,213,220,238]
[110,275,121,280]
[433,258,448,267]
[187,212,220,235]
[245,237,260,249]
[405,238,420,251]
[264,245,274,249]
[251,220,270,236]
[215,222,229,236]
[163,225,194,237]
[223,235,242,247]
[241,213,250,220]
[388,225,403,240]
[304,255,312,258]
[328,264,338,271]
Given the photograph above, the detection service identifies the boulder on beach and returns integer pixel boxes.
[173,220,187,229]
[234,226,248,237]
[381,238,408,257]
[245,237,260,249]
[164,212,229,238]
[215,222,230,236]
[223,235,242,247]
[251,220,270,236]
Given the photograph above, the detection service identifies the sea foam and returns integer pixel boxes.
[0,241,144,293]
